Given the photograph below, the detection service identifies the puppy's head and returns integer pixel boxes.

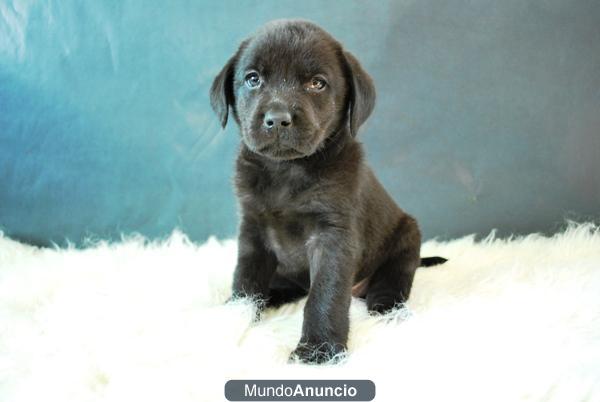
[210,19,375,161]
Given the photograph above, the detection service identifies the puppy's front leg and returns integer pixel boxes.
[231,217,277,304]
[291,230,354,364]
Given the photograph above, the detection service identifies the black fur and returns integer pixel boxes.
[210,19,446,364]
[420,256,448,267]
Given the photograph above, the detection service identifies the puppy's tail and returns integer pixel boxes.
[419,256,448,267]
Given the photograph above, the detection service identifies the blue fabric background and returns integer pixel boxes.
[1,0,599,246]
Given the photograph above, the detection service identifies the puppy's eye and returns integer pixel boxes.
[305,76,327,92]
[245,72,261,88]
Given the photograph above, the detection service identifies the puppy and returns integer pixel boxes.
[210,19,445,363]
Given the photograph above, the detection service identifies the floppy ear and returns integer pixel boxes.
[209,53,238,128]
[342,51,376,136]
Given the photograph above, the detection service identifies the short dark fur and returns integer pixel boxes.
[210,20,445,364]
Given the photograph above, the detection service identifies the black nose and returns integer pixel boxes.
[264,110,292,128]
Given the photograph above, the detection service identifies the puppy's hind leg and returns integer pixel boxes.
[366,216,421,314]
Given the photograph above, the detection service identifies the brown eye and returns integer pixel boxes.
[245,72,261,88]
[305,76,327,92]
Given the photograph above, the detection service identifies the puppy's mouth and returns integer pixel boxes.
[256,143,305,160]
[243,127,322,161]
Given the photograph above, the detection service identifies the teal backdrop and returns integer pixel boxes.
[1,0,599,246]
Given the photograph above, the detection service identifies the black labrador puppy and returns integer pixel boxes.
[210,19,445,363]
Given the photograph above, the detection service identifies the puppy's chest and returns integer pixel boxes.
[238,164,321,268]
[261,210,317,268]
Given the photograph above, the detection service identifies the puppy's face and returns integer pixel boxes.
[211,20,376,161]
[233,27,348,160]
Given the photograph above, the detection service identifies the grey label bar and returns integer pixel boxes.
[225,380,375,401]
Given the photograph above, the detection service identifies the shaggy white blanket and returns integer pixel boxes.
[1,223,599,402]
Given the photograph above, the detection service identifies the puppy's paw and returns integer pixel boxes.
[227,291,269,307]
[289,341,347,365]
[225,295,268,322]
[366,294,404,315]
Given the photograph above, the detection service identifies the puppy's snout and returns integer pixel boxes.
[264,110,292,129]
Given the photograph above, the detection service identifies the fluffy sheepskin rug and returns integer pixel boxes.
[1,222,599,402]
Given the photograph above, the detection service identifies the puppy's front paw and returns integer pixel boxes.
[289,341,347,365]
[225,294,268,322]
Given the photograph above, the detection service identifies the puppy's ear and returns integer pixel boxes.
[342,51,376,136]
[210,51,240,128]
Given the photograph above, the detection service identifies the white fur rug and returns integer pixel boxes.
[1,223,599,402]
